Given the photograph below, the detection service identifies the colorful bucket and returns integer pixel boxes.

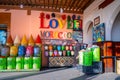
[117,60,120,74]
[16,57,24,70]
[10,46,18,57]
[33,57,41,69]
[92,47,100,62]
[26,46,34,57]
[83,50,93,66]
[78,50,84,65]
[7,57,16,69]
[1,46,10,57]
[0,57,7,70]
[18,46,26,56]
[24,57,33,69]
[34,46,41,57]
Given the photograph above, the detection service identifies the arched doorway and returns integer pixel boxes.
[87,22,93,44]
[111,11,120,41]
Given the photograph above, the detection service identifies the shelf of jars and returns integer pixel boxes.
[43,39,75,67]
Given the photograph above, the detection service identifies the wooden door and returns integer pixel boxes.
[0,13,11,32]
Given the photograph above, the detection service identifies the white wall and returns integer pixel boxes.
[83,0,120,44]
[111,11,120,41]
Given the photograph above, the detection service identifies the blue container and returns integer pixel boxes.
[34,46,41,57]
[18,46,26,56]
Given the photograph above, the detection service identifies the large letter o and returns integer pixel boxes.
[49,19,59,29]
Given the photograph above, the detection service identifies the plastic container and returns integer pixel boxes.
[7,57,16,69]
[1,46,10,57]
[92,47,100,62]
[78,50,84,65]
[34,46,41,57]
[10,46,18,56]
[83,50,93,66]
[16,57,24,70]
[26,46,34,57]
[0,57,7,70]
[117,60,120,74]
[24,57,33,69]
[18,46,26,56]
[33,57,41,70]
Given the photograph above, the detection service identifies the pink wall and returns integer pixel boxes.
[0,9,82,40]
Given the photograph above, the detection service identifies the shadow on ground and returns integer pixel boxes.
[71,73,99,80]
[115,76,120,80]
[0,67,68,80]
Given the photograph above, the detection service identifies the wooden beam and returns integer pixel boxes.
[63,0,67,9]
[55,0,58,9]
[48,0,49,8]
[69,0,76,10]
[44,0,45,8]
[72,0,80,11]
[52,0,54,8]
[99,0,114,9]
[59,0,63,9]
[76,0,84,11]
[66,0,72,10]
[82,0,95,11]
[0,5,83,14]
[78,0,89,10]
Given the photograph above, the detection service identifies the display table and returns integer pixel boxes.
[49,57,74,67]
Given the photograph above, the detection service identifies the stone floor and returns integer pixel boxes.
[0,68,120,80]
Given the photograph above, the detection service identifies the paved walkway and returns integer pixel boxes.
[0,68,120,80]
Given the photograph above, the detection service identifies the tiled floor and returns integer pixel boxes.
[0,68,120,80]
